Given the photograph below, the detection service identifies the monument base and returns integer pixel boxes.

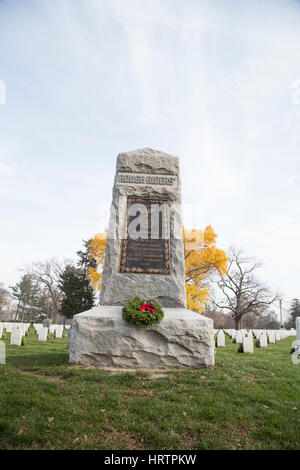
[68,306,215,369]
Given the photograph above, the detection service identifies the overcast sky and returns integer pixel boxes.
[0,0,299,318]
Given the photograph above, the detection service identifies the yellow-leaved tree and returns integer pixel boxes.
[183,226,228,312]
[86,232,107,292]
[87,225,227,313]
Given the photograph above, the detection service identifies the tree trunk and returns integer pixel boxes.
[14,301,20,320]
[21,303,25,322]
[235,317,242,330]
[53,304,58,323]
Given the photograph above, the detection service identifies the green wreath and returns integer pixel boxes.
[122,296,164,328]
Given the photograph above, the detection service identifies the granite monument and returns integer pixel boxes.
[69,148,215,369]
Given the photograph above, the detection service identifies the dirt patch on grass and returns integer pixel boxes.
[17,369,65,383]
[93,429,145,449]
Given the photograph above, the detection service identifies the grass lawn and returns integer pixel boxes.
[0,327,299,450]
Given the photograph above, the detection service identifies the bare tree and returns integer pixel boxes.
[29,258,69,322]
[242,313,257,329]
[0,283,7,307]
[255,310,280,329]
[213,247,278,329]
[0,283,10,319]
[204,307,235,329]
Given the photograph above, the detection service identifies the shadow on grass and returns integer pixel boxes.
[7,352,69,368]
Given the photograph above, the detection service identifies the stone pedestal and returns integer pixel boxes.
[69,306,215,369]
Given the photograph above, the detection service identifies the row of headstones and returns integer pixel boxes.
[0,322,71,346]
[0,322,30,345]
[214,327,296,354]
[33,324,69,342]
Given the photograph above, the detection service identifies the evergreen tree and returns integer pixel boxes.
[11,274,44,322]
[76,239,97,272]
[288,298,300,327]
[59,265,95,319]
[59,240,96,319]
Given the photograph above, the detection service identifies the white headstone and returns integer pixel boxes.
[275,330,282,341]
[216,330,225,347]
[33,324,43,335]
[268,331,276,344]
[38,327,48,342]
[5,323,12,333]
[236,331,244,344]
[243,336,254,354]
[12,324,25,337]
[10,330,22,346]
[259,334,268,348]
[0,340,5,364]
[0,323,3,339]
[55,325,63,339]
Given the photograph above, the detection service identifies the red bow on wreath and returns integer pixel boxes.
[140,303,156,313]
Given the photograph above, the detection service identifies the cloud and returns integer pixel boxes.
[0,219,16,228]
[0,0,299,307]
[0,162,14,175]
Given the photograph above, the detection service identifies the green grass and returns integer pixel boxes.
[0,328,299,450]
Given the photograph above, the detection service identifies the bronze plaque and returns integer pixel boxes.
[120,197,170,275]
